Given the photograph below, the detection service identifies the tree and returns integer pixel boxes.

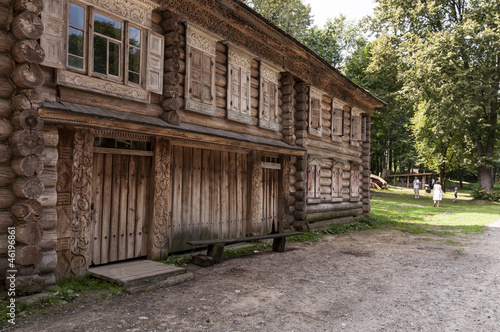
[372,0,500,192]
[245,0,313,42]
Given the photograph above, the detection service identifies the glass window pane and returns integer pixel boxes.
[128,46,140,83]
[94,12,122,40]
[69,3,85,29]
[68,55,83,69]
[68,27,84,57]
[93,35,107,74]
[108,42,120,76]
[129,26,141,47]
[116,140,131,149]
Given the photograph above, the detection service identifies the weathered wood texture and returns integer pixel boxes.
[169,144,248,251]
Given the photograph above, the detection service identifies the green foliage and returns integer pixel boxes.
[469,183,500,202]
[161,254,193,267]
[246,0,313,42]
[223,242,270,258]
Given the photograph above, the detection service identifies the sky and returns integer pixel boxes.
[303,0,377,27]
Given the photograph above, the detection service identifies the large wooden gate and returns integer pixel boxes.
[90,153,152,265]
[169,145,248,251]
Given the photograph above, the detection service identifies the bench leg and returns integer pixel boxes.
[207,243,225,264]
[272,237,286,252]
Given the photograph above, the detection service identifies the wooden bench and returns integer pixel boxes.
[187,232,303,266]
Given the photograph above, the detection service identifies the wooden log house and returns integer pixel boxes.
[0,0,384,291]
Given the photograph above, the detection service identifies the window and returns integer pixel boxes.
[40,0,163,99]
[307,163,321,199]
[361,116,367,141]
[227,48,251,124]
[351,107,366,142]
[185,24,218,116]
[331,166,341,198]
[259,63,280,131]
[308,87,323,137]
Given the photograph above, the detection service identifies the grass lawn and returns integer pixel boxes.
[370,185,500,235]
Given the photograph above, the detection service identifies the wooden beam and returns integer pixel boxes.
[248,151,262,236]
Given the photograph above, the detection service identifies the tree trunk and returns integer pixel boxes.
[478,165,493,193]
[439,167,446,193]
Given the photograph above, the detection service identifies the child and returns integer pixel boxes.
[454,186,458,203]
[413,176,420,199]
[432,180,444,207]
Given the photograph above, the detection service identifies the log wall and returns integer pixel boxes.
[0,0,57,293]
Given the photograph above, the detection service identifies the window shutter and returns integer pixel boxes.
[315,166,321,198]
[353,116,361,141]
[307,164,315,198]
[146,30,164,94]
[242,72,250,115]
[331,167,340,198]
[40,0,67,68]
[189,48,202,101]
[262,80,270,120]
[333,109,344,136]
[351,168,360,197]
[361,117,367,141]
[230,66,241,112]
[202,55,213,104]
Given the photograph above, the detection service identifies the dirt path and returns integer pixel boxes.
[5,223,500,332]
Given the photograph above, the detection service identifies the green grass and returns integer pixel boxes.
[1,274,122,326]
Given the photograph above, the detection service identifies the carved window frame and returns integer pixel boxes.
[331,99,345,142]
[227,47,252,124]
[259,62,280,132]
[42,0,163,102]
[308,87,323,137]
[185,23,219,116]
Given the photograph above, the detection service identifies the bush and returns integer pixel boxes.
[470,183,500,202]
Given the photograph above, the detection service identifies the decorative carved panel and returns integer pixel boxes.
[79,0,158,27]
[70,128,94,277]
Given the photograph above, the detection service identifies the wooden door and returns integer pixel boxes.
[90,153,152,265]
[261,167,279,234]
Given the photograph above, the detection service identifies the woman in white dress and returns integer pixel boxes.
[432,180,444,207]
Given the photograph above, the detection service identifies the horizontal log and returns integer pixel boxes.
[40,125,58,147]
[10,63,45,88]
[16,244,43,266]
[0,188,15,209]
[294,81,308,93]
[161,97,180,112]
[11,155,43,177]
[11,11,44,40]
[39,206,56,230]
[307,201,363,213]
[307,208,363,223]
[0,165,15,186]
[160,110,180,125]
[0,98,13,118]
[0,211,15,232]
[0,53,14,77]
[41,146,58,167]
[307,138,362,159]
[37,249,57,274]
[11,39,45,64]
[13,0,44,14]
[10,88,44,111]
[0,118,14,140]
[0,77,15,98]
[16,221,43,245]
[9,129,45,157]
[11,109,44,130]
[39,228,56,250]
[12,176,44,199]
[38,186,56,207]
[11,198,43,223]
[0,30,15,53]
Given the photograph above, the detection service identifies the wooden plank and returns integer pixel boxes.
[182,146,193,241]
[109,154,121,262]
[229,152,237,237]
[141,157,152,255]
[127,155,137,259]
[236,153,243,237]
[100,153,113,264]
[241,154,248,236]
[118,155,130,261]
[171,145,183,249]
[91,153,104,265]
[134,156,146,257]
[191,148,202,239]
[211,150,221,239]
[201,149,210,235]
[220,151,229,238]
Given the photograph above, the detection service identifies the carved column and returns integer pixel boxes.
[248,151,262,236]
[278,155,290,232]
[70,128,94,278]
[149,137,171,260]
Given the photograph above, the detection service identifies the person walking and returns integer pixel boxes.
[432,180,444,207]
[413,176,420,199]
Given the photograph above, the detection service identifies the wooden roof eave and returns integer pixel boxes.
[40,101,306,157]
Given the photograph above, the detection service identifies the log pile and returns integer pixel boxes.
[0,0,57,293]
[370,173,388,190]
[160,11,180,125]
